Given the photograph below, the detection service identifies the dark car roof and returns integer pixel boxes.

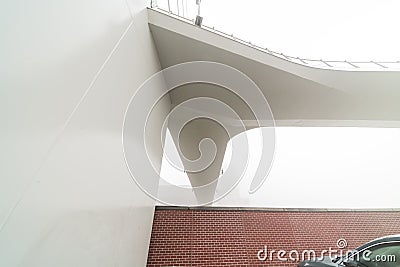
[356,234,400,251]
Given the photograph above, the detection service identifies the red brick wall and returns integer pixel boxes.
[147,208,400,267]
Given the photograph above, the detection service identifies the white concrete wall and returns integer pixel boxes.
[0,0,168,266]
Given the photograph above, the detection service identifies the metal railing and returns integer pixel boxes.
[150,0,400,71]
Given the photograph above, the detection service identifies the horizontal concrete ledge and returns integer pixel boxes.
[156,206,400,212]
[275,119,400,128]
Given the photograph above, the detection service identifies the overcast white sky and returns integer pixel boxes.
[159,0,400,61]
[161,127,400,208]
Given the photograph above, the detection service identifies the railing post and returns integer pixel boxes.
[195,0,203,26]
[297,57,308,64]
[345,61,359,68]
[371,61,387,68]
[321,60,332,67]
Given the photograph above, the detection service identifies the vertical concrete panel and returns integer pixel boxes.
[0,0,169,266]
